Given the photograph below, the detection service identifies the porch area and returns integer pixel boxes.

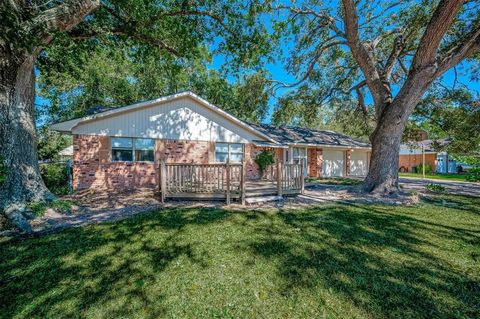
[158,161,305,204]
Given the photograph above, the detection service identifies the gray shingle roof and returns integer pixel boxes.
[249,123,371,148]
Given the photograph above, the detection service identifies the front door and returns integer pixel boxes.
[292,147,308,176]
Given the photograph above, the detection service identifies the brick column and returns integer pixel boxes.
[345,150,351,176]
[317,148,323,178]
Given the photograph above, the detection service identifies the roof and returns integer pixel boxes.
[403,138,450,152]
[58,145,73,156]
[250,123,371,149]
[50,91,276,143]
[50,91,371,150]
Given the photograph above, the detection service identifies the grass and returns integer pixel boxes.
[400,172,471,182]
[28,199,76,217]
[306,176,363,185]
[1,195,479,319]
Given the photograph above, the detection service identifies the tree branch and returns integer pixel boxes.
[341,0,392,114]
[435,28,480,76]
[269,41,346,89]
[411,0,464,71]
[30,0,100,42]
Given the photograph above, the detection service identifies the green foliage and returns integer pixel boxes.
[412,88,480,154]
[36,126,71,161]
[416,163,432,175]
[466,167,480,182]
[425,183,447,194]
[29,199,75,217]
[255,150,276,173]
[40,163,69,195]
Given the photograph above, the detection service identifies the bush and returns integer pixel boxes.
[255,150,276,174]
[416,163,432,175]
[466,167,480,182]
[40,162,70,195]
[425,183,446,193]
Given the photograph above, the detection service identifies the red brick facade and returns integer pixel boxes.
[73,135,218,190]
[244,144,283,180]
[399,154,437,173]
[307,148,323,178]
[73,135,366,190]
[345,150,351,176]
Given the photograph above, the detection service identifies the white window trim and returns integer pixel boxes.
[215,143,244,163]
[111,137,155,163]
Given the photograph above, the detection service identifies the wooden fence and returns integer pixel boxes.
[159,160,304,204]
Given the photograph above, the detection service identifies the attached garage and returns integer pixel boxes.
[350,151,369,176]
[323,150,345,177]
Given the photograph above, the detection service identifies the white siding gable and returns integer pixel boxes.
[72,96,260,143]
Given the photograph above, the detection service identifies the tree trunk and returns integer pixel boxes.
[362,100,414,194]
[0,50,53,232]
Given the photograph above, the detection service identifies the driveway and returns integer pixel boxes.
[399,177,480,197]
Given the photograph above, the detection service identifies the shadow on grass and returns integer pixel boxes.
[0,207,228,319]
[1,202,479,318]
[246,203,480,318]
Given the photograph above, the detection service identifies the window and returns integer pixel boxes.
[135,138,155,161]
[112,137,133,162]
[111,137,155,162]
[215,143,243,163]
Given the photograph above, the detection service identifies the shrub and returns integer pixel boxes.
[416,163,432,174]
[466,167,480,182]
[40,162,70,195]
[425,183,446,193]
[255,150,276,174]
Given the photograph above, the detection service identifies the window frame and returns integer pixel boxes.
[110,137,155,163]
[215,142,244,163]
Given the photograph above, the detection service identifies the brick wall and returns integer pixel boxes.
[73,135,158,190]
[73,135,277,190]
[399,154,437,173]
[307,148,323,178]
[345,150,351,176]
[73,135,218,190]
[244,144,284,180]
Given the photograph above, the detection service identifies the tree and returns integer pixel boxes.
[37,42,270,124]
[0,0,267,231]
[266,0,480,193]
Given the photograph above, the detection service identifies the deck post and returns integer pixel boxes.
[300,160,305,194]
[240,159,246,205]
[225,159,231,205]
[277,160,283,197]
[160,160,166,203]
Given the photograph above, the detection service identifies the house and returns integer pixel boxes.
[51,91,371,191]
[399,139,468,174]
[58,145,73,160]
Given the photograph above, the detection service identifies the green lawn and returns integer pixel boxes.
[1,196,479,319]
[306,176,363,185]
[400,172,470,182]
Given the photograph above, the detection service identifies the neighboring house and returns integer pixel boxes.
[51,91,371,190]
[58,145,73,160]
[399,139,467,174]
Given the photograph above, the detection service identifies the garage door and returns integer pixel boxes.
[323,150,345,177]
[350,151,368,176]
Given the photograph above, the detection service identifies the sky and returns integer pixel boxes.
[35,1,480,126]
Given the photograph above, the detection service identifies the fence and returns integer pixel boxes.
[159,160,304,204]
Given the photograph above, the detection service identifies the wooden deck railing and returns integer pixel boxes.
[159,159,304,204]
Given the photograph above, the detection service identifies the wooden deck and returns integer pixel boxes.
[159,161,304,204]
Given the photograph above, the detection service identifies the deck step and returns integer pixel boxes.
[245,195,283,204]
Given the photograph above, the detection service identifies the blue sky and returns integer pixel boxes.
[36,2,480,125]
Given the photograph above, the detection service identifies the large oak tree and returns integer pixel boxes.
[267,0,480,193]
[0,0,267,231]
